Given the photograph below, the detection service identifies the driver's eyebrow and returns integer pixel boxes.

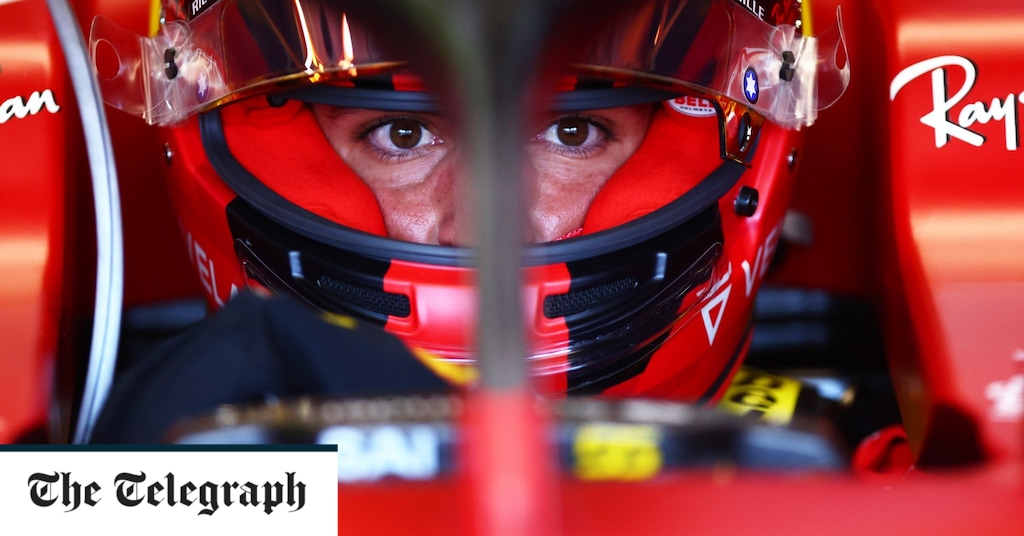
[314,104,366,121]
[313,104,443,122]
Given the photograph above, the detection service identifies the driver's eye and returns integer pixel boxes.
[365,117,434,154]
[554,117,590,146]
[389,118,424,149]
[537,115,605,152]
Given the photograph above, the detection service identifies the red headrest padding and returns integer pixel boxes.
[222,99,388,236]
[581,104,723,234]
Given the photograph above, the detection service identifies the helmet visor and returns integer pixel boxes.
[90,0,847,128]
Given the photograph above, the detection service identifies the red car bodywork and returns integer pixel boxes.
[1,0,1022,533]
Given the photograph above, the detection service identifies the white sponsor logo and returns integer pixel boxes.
[986,374,1023,422]
[700,221,781,346]
[890,55,1022,151]
[984,349,1024,422]
[741,223,781,297]
[667,95,717,118]
[321,425,441,482]
[0,89,60,124]
[734,0,766,20]
[701,264,733,345]
[185,231,238,306]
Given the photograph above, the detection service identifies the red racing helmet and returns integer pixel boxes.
[91,0,848,401]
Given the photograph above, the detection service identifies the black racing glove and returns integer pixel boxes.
[91,290,454,443]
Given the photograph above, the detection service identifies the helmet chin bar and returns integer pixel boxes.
[223,183,737,395]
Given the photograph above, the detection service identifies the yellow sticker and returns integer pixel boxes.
[573,423,662,481]
[149,0,162,37]
[802,0,813,35]
[320,310,478,388]
[718,368,802,425]
[322,311,358,330]
[410,347,479,388]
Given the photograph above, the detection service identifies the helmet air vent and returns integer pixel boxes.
[317,275,412,318]
[543,277,639,319]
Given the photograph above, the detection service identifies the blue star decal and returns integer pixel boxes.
[197,71,210,102]
[742,67,759,104]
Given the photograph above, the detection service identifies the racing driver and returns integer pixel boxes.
[86,0,849,442]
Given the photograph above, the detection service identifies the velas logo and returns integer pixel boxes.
[890,55,1023,151]
[667,95,717,118]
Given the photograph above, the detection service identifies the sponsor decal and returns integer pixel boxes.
[732,0,802,28]
[890,55,1023,151]
[0,88,60,125]
[667,95,717,118]
[197,71,211,103]
[701,220,781,346]
[985,349,1024,422]
[719,368,801,425]
[741,223,781,298]
[987,374,1023,422]
[188,0,217,19]
[742,67,760,105]
[573,423,662,481]
[701,263,733,346]
[319,424,443,482]
[733,0,766,21]
[185,231,238,307]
